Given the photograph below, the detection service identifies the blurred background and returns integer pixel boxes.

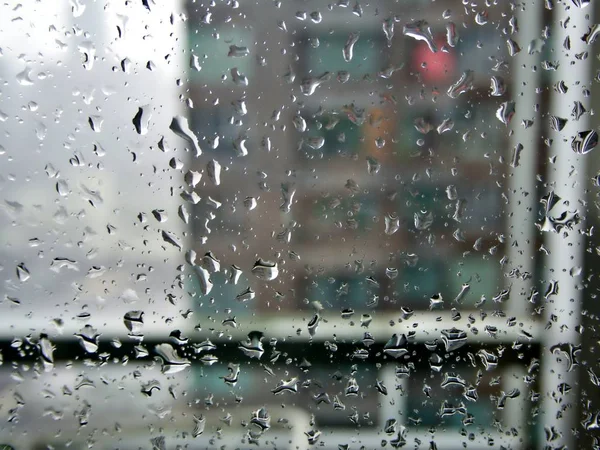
[0,0,597,449]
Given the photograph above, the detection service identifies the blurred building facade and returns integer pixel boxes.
[184,0,538,449]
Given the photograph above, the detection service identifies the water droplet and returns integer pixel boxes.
[152,209,168,223]
[194,266,213,296]
[236,286,255,302]
[382,17,395,47]
[283,65,296,84]
[496,388,521,409]
[179,205,190,224]
[184,170,202,188]
[244,196,257,210]
[228,265,242,285]
[414,210,433,230]
[454,283,470,303]
[170,116,201,156]
[555,80,568,93]
[384,334,408,358]
[207,160,222,185]
[308,314,320,337]
[447,71,474,98]
[526,38,545,57]
[490,76,506,96]
[88,115,104,132]
[16,263,30,282]
[252,259,279,281]
[192,414,206,437]
[141,380,161,397]
[74,325,100,353]
[506,38,521,56]
[306,136,325,150]
[239,331,264,359]
[385,267,398,279]
[272,377,298,395]
[337,70,350,83]
[305,429,322,445]
[16,67,34,86]
[293,115,307,132]
[446,22,459,47]
[572,0,591,8]
[161,230,182,250]
[572,130,598,154]
[280,182,296,213]
[544,279,559,299]
[300,72,331,96]
[228,45,249,57]
[441,328,467,352]
[477,349,499,370]
[367,157,380,174]
[384,214,400,235]
[39,334,54,372]
[231,67,249,86]
[549,115,568,131]
[201,252,220,273]
[78,40,96,70]
[310,10,322,23]
[414,117,433,134]
[496,101,516,126]
[192,339,216,355]
[345,377,360,396]
[384,418,398,435]
[463,386,478,402]
[190,53,201,71]
[223,316,238,328]
[437,118,454,134]
[150,436,166,450]
[570,266,583,277]
[508,143,522,169]
[341,308,355,319]
[343,32,360,62]
[221,363,241,385]
[403,20,437,53]
[441,373,467,389]
[475,11,488,25]
[50,257,79,273]
[445,185,457,201]
[376,380,388,395]
[185,249,197,266]
[332,394,346,410]
[429,293,444,310]
[572,101,586,120]
[352,348,369,360]
[430,353,444,372]
[200,354,219,365]
[169,157,184,170]
[397,308,412,322]
[154,343,191,374]
[343,103,366,125]
[541,190,561,215]
[123,310,144,334]
[132,105,151,135]
[232,98,248,116]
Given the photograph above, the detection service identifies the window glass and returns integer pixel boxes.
[0,2,596,450]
